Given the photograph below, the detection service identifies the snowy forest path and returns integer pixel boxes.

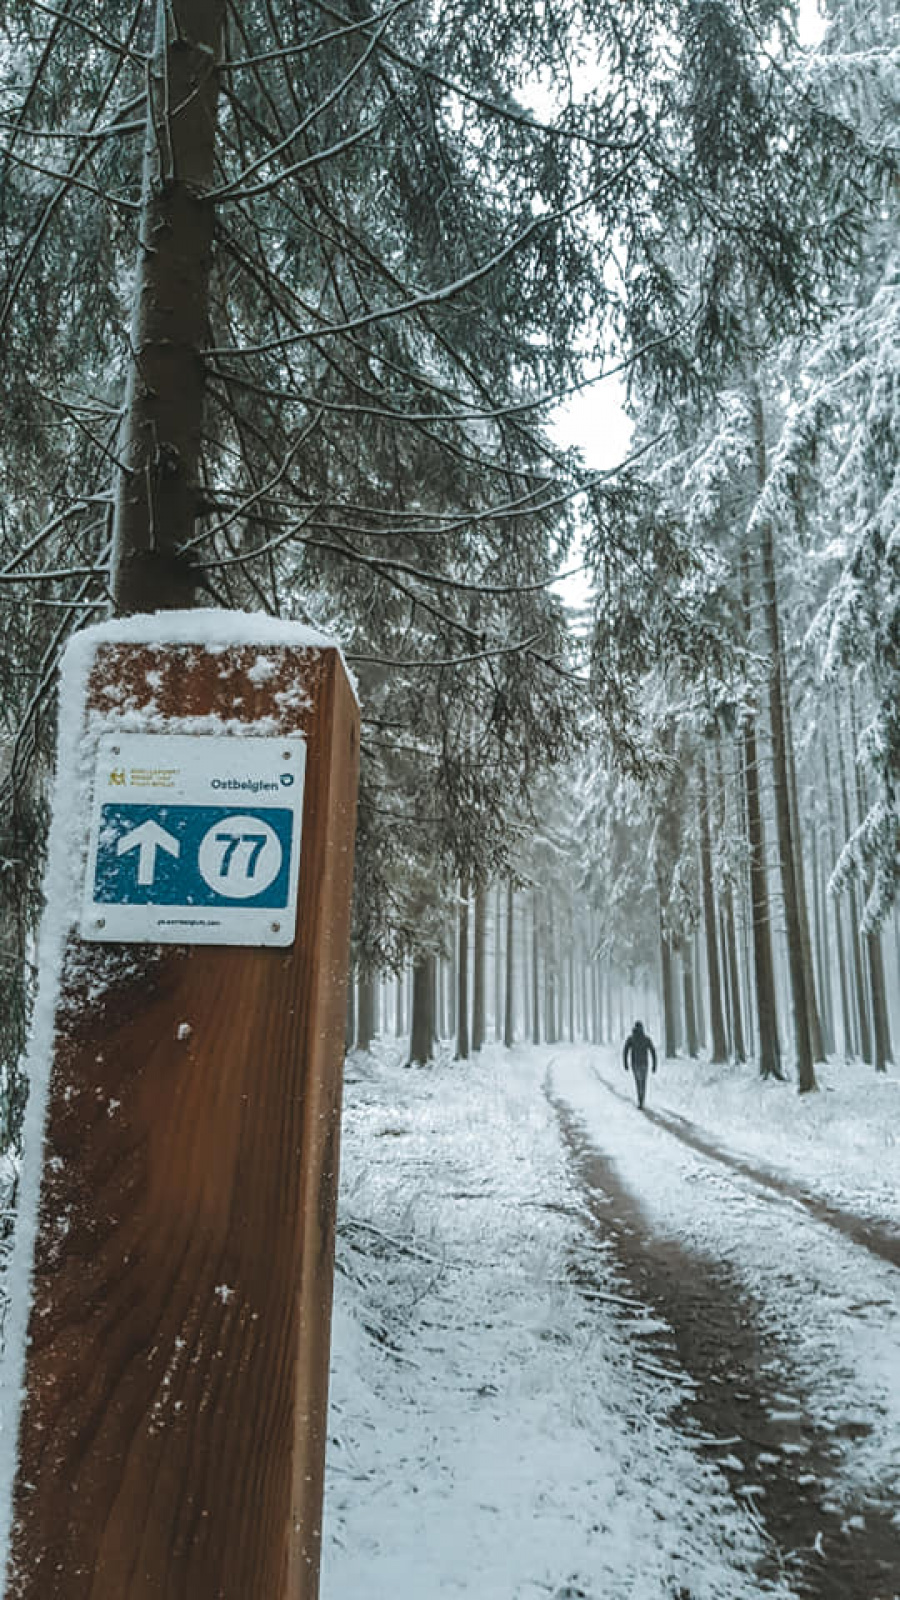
[548,1068,900,1600]
[596,1067,900,1271]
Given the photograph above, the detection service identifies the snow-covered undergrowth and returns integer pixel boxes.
[323,1043,798,1600]
[637,1049,900,1228]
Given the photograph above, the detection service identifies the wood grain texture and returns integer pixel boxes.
[7,644,359,1600]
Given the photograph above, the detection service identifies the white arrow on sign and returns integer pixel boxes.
[116,819,181,886]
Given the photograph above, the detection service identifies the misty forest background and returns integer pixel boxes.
[0,0,897,1146]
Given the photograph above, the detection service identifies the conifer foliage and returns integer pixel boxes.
[0,0,894,1098]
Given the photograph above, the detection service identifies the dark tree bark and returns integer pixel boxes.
[714,739,748,1064]
[784,689,826,1063]
[835,697,872,1063]
[824,730,856,1057]
[743,718,783,1079]
[495,883,505,1041]
[834,888,855,1058]
[111,0,227,612]
[455,881,470,1061]
[445,938,455,1039]
[849,693,894,1071]
[660,920,678,1058]
[699,753,728,1062]
[741,540,782,1081]
[409,956,437,1066]
[472,881,487,1052]
[681,944,699,1058]
[693,928,706,1046]
[727,900,747,1063]
[356,969,376,1052]
[531,891,541,1045]
[544,896,558,1044]
[809,821,834,1058]
[751,385,816,1092]
[567,912,576,1042]
[504,879,516,1048]
[867,931,892,1072]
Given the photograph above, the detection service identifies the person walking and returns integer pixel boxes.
[623,1020,657,1109]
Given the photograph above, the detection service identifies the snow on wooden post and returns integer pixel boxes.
[0,614,360,1600]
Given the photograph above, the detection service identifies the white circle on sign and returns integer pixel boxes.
[197,815,283,899]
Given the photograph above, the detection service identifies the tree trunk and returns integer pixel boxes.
[743,718,783,1079]
[409,956,437,1066]
[741,535,782,1082]
[455,881,470,1060]
[725,900,747,1063]
[834,889,855,1058]
[681,945,699,1058]
[824,729,855,1057]
[111,0,227,612]
[495,882,505,1040]
[567,914,576,1041]
[835,696,872,1063]
[472,881,487,1052]
[809,820,834,1057]
[395,970,405,1038]
[356,970,376,1052]
[736,748,757,1063]
[699,753,728,1062]
[531,891,541,1044]
[867,930,892,1071]
[693,928,706,1048]
[751,385,816,1092]
[504,879,516,1047]
[544,896,557,1043]
[849,692,894,1071]
[579,928,589,1043]
[712,741,748,1064]
[660,923,677,1059]
[784,687,826,1063]
[522,888,532,1041]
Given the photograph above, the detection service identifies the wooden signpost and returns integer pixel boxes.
[2,621,359,1600]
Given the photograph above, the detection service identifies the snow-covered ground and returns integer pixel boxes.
[323,1041,900,1598]
[556,1049,900,1522]
[632,1047,900,1229]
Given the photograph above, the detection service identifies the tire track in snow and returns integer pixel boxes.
[600,1074,900,1270]
[548,1082,900,1600]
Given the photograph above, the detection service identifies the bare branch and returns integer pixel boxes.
[346,633,545,670]
[217,119,381,201]
[0,147,140,210]
[211,1,406,200]
[221,2,412,71]
[28,1,148,65]
[314,0,645,157]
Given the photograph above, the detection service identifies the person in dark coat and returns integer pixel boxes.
[623,1020,657,1109]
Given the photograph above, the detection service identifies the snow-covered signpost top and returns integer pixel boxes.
[1,611,360,1600]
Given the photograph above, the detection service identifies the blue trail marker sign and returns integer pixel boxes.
[81,732,306,945]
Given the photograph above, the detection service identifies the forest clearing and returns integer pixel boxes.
[326,1041,900,1600]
